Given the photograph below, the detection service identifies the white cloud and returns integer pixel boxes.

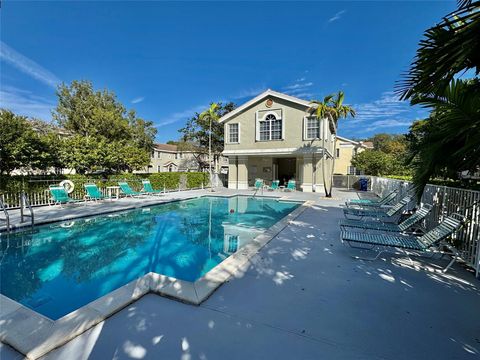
[339,91,429,135]
[155,105,207,128]
[231,86,266,100]
[0,85,55,120]
[131,96,144,104]
[283,82,313,91]
[328,10,346,23]
[364,119,415,132]
[0,41,60,88]
[282,79,315,99]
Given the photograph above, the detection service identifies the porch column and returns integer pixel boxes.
[301,155,314,192]
[228,156,238,189]
[237,156,249,190]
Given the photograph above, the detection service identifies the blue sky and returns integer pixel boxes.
[1,1,455,142]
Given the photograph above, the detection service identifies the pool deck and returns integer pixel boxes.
[1,189,479,359]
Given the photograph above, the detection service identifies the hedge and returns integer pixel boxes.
[0,172,210,194]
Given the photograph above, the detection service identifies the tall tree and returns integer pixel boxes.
[179,102,236,168]
[53,80,156,173]
[398,0,480,199]
[0,110,59,174]
[310,91,355,197]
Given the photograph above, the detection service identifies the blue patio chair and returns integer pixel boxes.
[142,180,163,196]
[49,186,82,206]
[118,182,144,197]
[267,180,280,191]
[84,183,107,201]
[284,180,296,192]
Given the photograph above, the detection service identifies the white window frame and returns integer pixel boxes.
[303,116,321,140]
[227,123,240,144]
[255,110,284,142]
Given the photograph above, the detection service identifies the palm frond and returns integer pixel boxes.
[397,2,480,100]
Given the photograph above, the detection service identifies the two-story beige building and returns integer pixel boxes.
[334,136,373,175]
[148,143,229,173]
[220,89,337,192]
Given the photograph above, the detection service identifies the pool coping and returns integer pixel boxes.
[0,196,312,359]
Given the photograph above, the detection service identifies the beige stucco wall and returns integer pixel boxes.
[333,139,365,175]
[222,94,338,193]
[223,95,329,154]
[147,150,229,173]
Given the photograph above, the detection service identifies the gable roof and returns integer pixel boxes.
[154,143,178,152]
[219,89,311,123]
[336,136,374,149]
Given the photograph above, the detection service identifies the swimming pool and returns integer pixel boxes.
[0,196,300,320]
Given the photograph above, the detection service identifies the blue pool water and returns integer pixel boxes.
[0,196,299,320]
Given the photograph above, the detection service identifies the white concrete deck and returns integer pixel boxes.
[1,189,479,360]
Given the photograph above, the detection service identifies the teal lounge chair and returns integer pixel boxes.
[345,190,398,208]
[142,180,163,195]
[343,195,413,221]
[267,180,280,191]
[49,186,82,206]
[254,179,264,190]
[84,183,107,201]
[340,214,463,272]
[339,204,432,233]
[118,181,144,197]
[284,180,296,192]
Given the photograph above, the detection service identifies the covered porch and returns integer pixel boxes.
[226,150,327,193]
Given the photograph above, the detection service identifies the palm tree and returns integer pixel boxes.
[199,103,220,190]
[310,91,356,197]
[397,0,480,199]
[407,79,480,200]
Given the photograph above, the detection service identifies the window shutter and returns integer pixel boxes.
[303,117,307,140]
[319,118,324,140]
[238,123,241,143]
[255,112,260,141]
[226,124,229,144]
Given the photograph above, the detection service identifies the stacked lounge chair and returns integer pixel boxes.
[339,204,433,233]
[340,214,463,272]
[343,195,413,221]
[345,190,398,208]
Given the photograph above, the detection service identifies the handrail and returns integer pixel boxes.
[20,192,34,227]
[0,197,10,232]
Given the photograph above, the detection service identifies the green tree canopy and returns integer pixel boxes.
[351,150,399,176]
[178,102,236,161]
[0,110,60,174]
[53,80,157,173]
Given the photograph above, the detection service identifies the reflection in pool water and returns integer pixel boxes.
[0,196,300,319]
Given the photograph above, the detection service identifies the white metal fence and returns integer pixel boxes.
[368,176,479,277]
[1,183,208,209]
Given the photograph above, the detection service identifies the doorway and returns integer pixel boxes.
[277,158,296,186]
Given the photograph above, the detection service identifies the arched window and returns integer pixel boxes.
[259,113,282,141]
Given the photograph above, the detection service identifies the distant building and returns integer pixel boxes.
[148,143,228,173]
[334,136,373,175]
